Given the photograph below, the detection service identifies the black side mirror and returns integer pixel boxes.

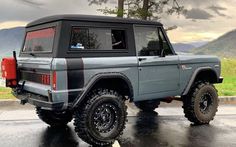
[158,30,165,57]
[161,49,166,57]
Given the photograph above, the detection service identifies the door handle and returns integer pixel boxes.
[138,57,147,62]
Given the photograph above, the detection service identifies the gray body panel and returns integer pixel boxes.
[138,55,179,96]
[17,57,69,109]
[16,53,221,109]
[82,57,138,99]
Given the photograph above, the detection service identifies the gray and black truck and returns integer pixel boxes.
[1,15,223,146]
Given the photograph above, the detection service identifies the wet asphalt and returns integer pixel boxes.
[0,102,236,147]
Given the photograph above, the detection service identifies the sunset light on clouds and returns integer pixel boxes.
[0,21,27,29]
[0,0,235,43]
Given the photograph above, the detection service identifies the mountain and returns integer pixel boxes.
[0,27,235,58]
[0,27,25,59]
[172,41,208,53]
[172,43,195,53]
[193,29,236,57]
[0,27,202,56]
[190,41,208,48]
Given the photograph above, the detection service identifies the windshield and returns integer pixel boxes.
[22,27,55,53]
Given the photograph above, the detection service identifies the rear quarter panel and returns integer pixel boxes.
[82,57,139,99]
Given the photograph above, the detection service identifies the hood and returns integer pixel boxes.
[178,54,220,64]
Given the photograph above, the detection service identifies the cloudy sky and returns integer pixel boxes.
[0,0,235,43]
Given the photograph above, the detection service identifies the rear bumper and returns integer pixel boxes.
[13,90,64,110]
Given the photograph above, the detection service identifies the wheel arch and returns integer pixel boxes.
[72,72,134,108]
[182,67,218,96]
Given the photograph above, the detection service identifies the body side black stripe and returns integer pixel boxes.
[66,58,84,103]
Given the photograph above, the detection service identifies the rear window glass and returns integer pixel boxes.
[22,27,55,53]
[70,27,127,50]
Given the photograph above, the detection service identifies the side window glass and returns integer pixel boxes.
[111,30,126,49]
[70,27,127,50]
[158,29,174,56]
[135,26,174,56]
[70,28,89,49]
[135,27,161,56]
[89,28,112,50]
[70,27,111,50]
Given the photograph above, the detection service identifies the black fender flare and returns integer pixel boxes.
[182,67,218,95]
[72,72,134,108]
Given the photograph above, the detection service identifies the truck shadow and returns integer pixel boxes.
[39,126,79,147]
[118,111,161,147]
[39,125,114,147]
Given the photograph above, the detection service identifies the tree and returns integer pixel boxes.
[89,0,186,20]
[142,0,149,20]
[117,0,125,17]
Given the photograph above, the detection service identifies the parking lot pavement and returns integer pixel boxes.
[0,102,236,147]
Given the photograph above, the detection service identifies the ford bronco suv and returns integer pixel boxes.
[1,15,223,146]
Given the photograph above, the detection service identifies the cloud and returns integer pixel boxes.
[0,21,27,29]
[16,0,44,8]
[88,0,111,5]
[208,5,227,17]
[0,0,235,43]
[108,0,117,5]
[184,8,214,20]
[0,0,103,23]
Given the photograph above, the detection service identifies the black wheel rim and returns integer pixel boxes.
[92,103,118,133]
[199,93,213,114]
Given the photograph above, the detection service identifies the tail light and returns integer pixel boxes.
[41,74,50,85]
[52,71,57,90]
[1,58,17,87]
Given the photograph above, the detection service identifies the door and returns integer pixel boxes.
[134,26,180,95]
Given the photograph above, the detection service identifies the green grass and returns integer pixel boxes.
[0,58,236,98]
[0,87,15,99]
[215,58,236,96]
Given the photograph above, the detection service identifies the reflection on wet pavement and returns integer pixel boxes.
[1,106,236,147]
[119,111,236,147]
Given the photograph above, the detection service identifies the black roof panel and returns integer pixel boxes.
[26,14,163,27]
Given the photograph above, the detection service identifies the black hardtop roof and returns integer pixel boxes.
[26,14,163,28]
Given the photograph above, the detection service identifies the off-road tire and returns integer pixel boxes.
[135,100,160,112]
[73,89,127,146]
[182,82,219,124]
[36,108,73,127]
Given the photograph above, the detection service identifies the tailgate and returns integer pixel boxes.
[17,57,52,96]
